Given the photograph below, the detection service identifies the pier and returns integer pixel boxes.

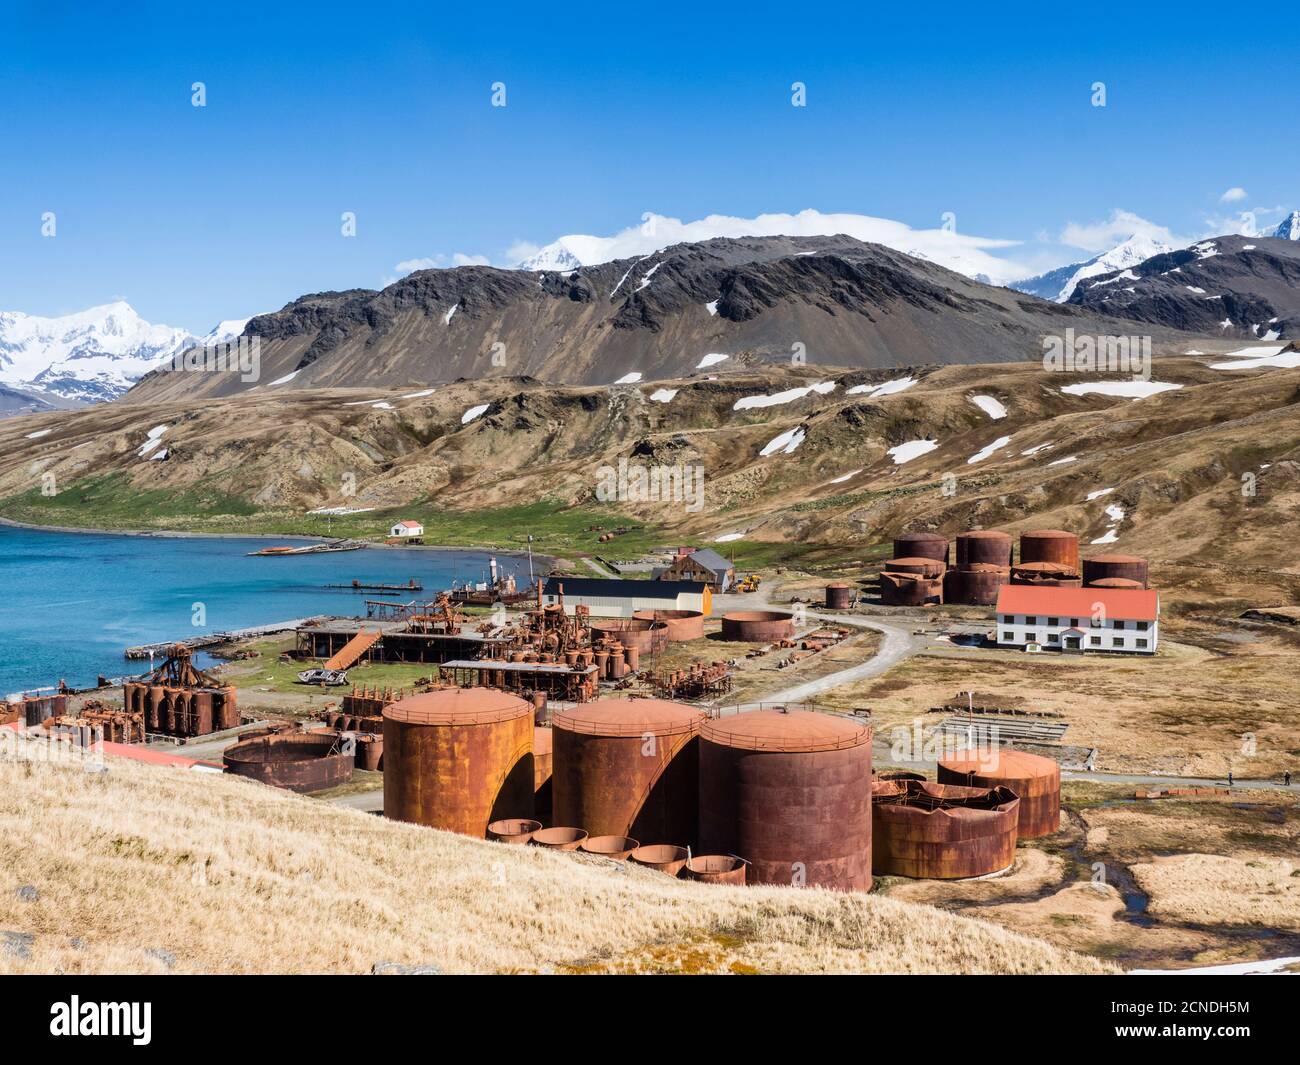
[124,616,332,660]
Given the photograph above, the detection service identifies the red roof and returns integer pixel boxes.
[995,584,1159,622]
[395,520,423,528]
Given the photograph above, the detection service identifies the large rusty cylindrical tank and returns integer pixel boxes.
[943,564,1008,606]
[879,572,943,606]
[883,556,945,578]
[893,532,949,565]
[871,779,1020,878]
[698,710,873,891]
[223,732,354,793]
[632,609,705,642]
[938,748,1061,838]
[1019,529,1080,574]
[1082,554,1149,588]
[383,688,534,837]
[955,530,1013,568]
[721,611,794,642]
[551,698,705,846]
[825,582,853,610]
[589,617,669,654]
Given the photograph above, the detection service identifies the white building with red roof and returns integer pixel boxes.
[389,519,424,539]
[995,585,1159,654]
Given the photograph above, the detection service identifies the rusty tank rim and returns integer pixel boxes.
[487,818,543,843]
[684,854,747,876]
[699,709,871,753]
[551,697,706,738]
[222,731,342,766]
[530,827,588,850]
[722,610,792,623]
[628,844,689,872]
[384,687,533,726]
[580,834,640,859]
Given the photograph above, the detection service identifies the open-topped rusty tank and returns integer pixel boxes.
[955,530,1013,569]
[871,778,1020,878]
[383,688,534,837]
[632,608,706,642]
[721,611,794,642]
[589,617,669,655]
[223,731,353,793]
[551,698,706,846]
[943,563,1009,605]
[698,710,872,892]
[1083,554,1150,588]
[1019,529,1080,575]
[938,748,1061,838]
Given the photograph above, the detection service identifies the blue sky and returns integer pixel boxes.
[1,0,1296,332]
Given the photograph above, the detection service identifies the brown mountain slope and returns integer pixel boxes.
[124,236,1193,404]
[3,342,1298,608]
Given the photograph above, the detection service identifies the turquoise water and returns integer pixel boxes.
[0,525,532,694]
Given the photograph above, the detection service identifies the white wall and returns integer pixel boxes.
[996,612,1158,654]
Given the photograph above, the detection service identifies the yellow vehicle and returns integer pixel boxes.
[736,573,762,593]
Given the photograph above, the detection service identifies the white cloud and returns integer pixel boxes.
[1058,210,1179,253]
[513,209,1032,285]
[1219,187,1248,204]
[389,252,491,283]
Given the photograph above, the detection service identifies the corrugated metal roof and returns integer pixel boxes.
[995,585,1159,621]
[681,548,733,575]
[542,576,707,598]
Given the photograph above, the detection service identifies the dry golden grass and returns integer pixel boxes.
[1131,854,1300,931]
[0,752,1114,975]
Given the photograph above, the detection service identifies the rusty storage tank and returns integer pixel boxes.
[879,571,943,606]
[383,688,535,837]
[1083,554,1149,588]
[684,854,748,885]
[883,556,945,578]
[955,530,1013,569]
[893,532,949,565]
[533,725,553,822]
[632,608,705,642]
[938,748,1061,838]
[698,710,873,891]
[590,617,669,654]
[943,564,1009,606]
[551,698,706,845]
[1019,529,1080,574]
[531,827,588,850]
[825,582,853,610]
[1011,561,1081,586]
[580,835,639,860]
[223,732,354,793]
[721,611,794,642]
[871,779,1020,878]
[488,818,542,844]
[629,844,689,876]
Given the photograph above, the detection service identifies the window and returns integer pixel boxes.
[1136,638,1149,649]
[1001,615,1012,624]
[1047,617,1059,626]
[1090,636,1101,646]
[1071,618,1081,627]
[1025,616,1037,625]
[1112,637,1123,647]
[1048,633,1060,643]
[1002,631,1014,641]
[1026,633,1037,644]
[1136,621,1149,631]
[1114,620,1125,631]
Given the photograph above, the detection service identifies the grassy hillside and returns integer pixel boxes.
[0,753,1114,975]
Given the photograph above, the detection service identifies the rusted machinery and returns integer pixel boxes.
[955,530,1013,568]
[1083,554,1150,588]
[698,710,873,892]
[223,731,354,793]
[589,617,669,655]
[721,610,795,642]
[938,748,1061,838]
[893,532,949,565]
[943,563,1009,605]
[651,660,733,700]
[70,701,145,743]
[879,570,943,606]
[632,609,705,642]
[551,698,706,846]
[122,646,238,738]
[383,688,535,836]
[871,779,1020,879]
[825,582,853,610]
[437,657,600,703]
[1019,529,1081,576]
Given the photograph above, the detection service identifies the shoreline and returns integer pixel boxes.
[0,515,555,568]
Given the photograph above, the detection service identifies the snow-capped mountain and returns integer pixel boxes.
[512,210,1029,286]
[1012,234,1176,303]
[0,302,255,407]
[1273,211,1300,240]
